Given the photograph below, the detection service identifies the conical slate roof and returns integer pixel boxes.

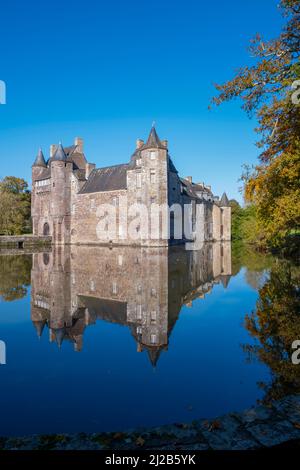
[32,148,47,167]
[32,320,46,337]
[54,328,65,348]
[142,126,165,150]
[147,346,164,368]
[220,275,231,289]
[220,192,230,207]
[52,142,66,161]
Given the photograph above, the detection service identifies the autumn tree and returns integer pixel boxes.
[212,0,300,249]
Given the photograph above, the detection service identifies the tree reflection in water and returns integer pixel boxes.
[0,255,32,301]
[242,250,300,404]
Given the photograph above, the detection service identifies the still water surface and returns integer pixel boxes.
[0,243,298,436]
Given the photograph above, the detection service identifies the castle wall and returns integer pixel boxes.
[221,207,231,241]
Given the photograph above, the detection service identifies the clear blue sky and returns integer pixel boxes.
[0,0,283,201]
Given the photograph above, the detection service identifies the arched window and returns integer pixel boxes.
[43,223,50,236]
[43,253,50,266]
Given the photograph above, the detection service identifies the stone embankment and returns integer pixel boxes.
[1,395,300,450]
[0,235,51,252]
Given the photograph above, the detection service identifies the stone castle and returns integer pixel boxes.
[31,243,232,365]
[31,127,231,246]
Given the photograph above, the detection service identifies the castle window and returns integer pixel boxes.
[43,253,50,266]
[71,204,75,215]
[118,255,123,266]
[90,199,95,209]
[137,326,142,335]
[151,288,157,297]
[136,305,142,320]
[136,158,142,166]
[137,284,142,294]
[150,151,156,160]
[90,280,95,292]
[36,178,50,187]
[150,310,156,323]
[150,196,156,204]
[150,169,156,184]
[43,223,50,236]
[112,196,119,206]
[112,282,117,294]
[136,172,142,188]
[150,334,157,344]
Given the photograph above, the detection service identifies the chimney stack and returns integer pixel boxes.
[85,162,96,180]
[161,139,168,149]
[75,137,84,152]
[185,176,192,184]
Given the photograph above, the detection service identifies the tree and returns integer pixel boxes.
[212,0,300,249]
[0,177,31,235]
[0,176,29,194]
[230,199,264,245]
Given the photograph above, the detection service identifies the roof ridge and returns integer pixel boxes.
[94,163,129,171]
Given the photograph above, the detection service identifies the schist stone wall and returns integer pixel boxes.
[31,128,231,246]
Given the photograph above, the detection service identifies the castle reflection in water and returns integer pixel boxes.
[31,243,231,366]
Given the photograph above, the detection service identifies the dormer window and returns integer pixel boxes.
[150,151,156,160]
[36,178,50,187]
[136,158,142,166]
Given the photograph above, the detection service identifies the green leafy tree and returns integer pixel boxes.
[0,177,31,235]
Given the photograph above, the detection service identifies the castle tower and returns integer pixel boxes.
[127,126,169,245]
[50,143,72,244]
[32,148,47,235]
[220,192,231,241]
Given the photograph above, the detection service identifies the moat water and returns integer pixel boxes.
[0,243,299,436]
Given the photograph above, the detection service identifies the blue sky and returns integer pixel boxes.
[0,0,283,201]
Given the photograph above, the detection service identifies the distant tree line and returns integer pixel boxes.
[0,176,31,235]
